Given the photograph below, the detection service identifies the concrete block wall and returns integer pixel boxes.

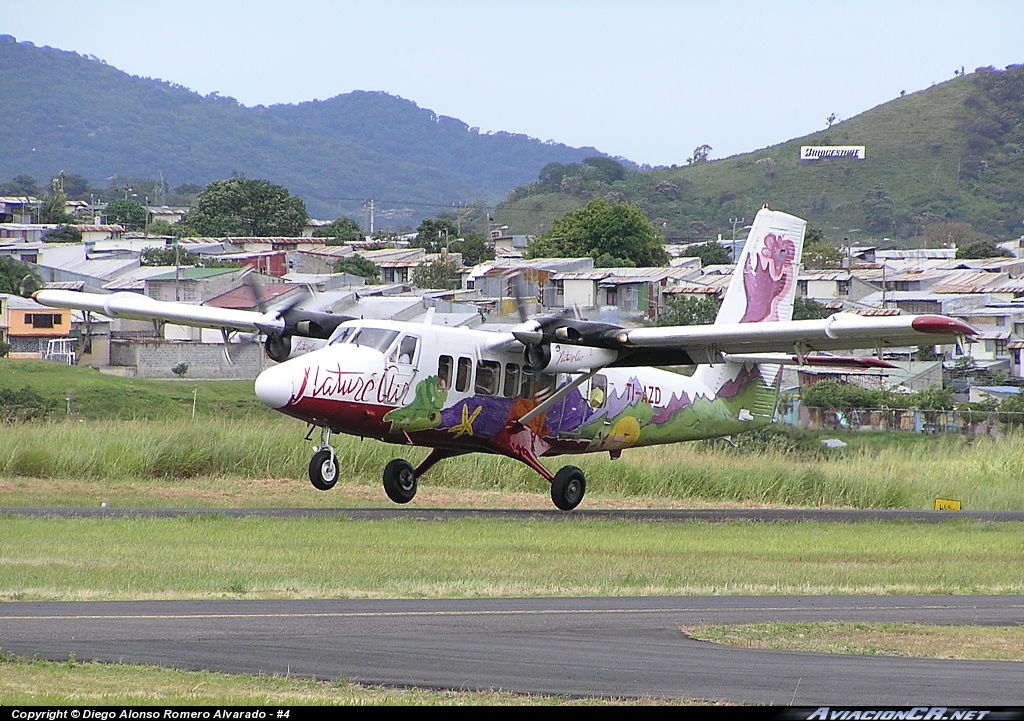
[111,339,272,378]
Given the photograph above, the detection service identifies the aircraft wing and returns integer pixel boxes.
[612,313,976,365]
[33,289,284,334]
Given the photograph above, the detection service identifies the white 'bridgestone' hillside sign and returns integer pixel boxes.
[800,146,866,161]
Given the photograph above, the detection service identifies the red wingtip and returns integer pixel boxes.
[911,315,978,336]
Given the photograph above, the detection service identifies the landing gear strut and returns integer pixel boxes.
[308,427,338,491]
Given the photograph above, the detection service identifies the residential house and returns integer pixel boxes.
[547,266,699,320]
[0,197,40,224]
[796,271,879,305]
[0,293,74,359]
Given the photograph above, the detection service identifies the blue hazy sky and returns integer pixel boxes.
[5,1,1023,167]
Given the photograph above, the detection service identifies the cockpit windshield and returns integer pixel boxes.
[348,327,400,353]
[329,326,356,345]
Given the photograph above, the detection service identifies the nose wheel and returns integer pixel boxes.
[308,426,339,491]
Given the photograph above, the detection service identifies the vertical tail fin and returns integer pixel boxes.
[694,207,807,408]
[715,207,806,326]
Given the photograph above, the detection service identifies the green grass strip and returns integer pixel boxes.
[685,622,1024,662]
[1,518,1022,600]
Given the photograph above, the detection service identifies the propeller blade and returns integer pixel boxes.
[510,273,530,324]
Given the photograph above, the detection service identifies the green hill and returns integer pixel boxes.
[496,66,1024,243]
[0,35,604,221]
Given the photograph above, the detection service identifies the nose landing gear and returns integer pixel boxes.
[308,427,339,491]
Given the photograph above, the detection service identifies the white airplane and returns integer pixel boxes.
[36,207,976,510]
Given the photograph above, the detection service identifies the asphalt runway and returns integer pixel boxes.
[3,596,1023,704]
[3,506,1023,704]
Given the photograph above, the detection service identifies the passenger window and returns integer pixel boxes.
[437,355,453,391]
[519,366,535,399]
[475,360,500,396]
[456,356,473,393]
[503,363,520,398]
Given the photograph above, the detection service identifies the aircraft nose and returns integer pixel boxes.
[254,363,294,409]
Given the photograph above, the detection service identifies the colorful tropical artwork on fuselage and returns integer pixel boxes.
[382,362,777,458]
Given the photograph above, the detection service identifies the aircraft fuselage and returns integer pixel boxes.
[255,320,778,462]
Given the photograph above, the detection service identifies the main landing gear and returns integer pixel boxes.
[378,450,588,512]
[382,459,417,504]
[549,465,586,511]
[306,427,588,510]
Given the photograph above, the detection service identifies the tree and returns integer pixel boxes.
[658,295,720,326]
[793,297,832,320]
[43,225,83,243]
[454,234,494,266]
[0,256,41,297]
[414,218,459,253]
[40,175,73,224]
[581,156,626,183]
[922,221,983,248]
[0,174,39,196]
[687,144,712,165]
[182,178,308,237]
[314,217,363,245]
[528,199,667,267]
[147,219,180,236]
[106,199,147,231]
[802,228,844,269]
[140,245,240,268]
[333,255,380,284]
[955,240,1013,259]
[861,185,896,234]
[412,259,459,290]
[680,242,731,267]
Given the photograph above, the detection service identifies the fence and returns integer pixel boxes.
[794,406,1024,436]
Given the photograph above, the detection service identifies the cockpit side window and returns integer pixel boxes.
[392,335,418,364]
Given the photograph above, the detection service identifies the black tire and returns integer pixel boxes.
[309,449,339,491]
[550,465,586,511]
[383,458,417,504]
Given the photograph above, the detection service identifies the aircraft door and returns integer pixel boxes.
[385,334,420,405]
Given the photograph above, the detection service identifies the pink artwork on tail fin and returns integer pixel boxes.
[740,232,796,323]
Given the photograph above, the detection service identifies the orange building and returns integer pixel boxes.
[0,293,74,359]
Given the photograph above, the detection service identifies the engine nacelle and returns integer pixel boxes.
[533,343,619,374]
[265,334,329,362]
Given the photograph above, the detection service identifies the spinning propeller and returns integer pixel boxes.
[507,273,626,372]
[246,276,354,362]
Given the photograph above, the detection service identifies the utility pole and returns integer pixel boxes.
[729,217,745,262]
[362,199,376,236]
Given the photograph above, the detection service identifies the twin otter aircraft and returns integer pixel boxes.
[36,208,975,510]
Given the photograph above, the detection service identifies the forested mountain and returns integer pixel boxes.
[496,65,1024,244]
[0,35,603,220]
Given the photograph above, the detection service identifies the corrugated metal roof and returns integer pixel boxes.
[146,267,240,281]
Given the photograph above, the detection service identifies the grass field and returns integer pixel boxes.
[2,417,1023,509]
[1,516,1021,601]
[0,653,652,706]
[685,622,1024,663]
